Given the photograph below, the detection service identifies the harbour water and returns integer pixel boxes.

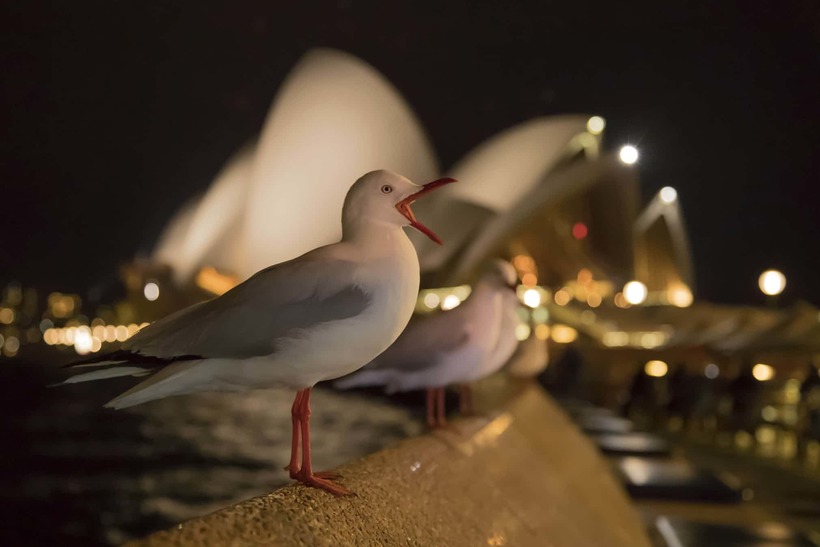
[1,360,422,545]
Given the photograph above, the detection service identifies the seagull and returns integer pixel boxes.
[336,260,520,428]
[61,169,455,496]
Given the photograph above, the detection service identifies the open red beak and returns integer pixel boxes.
[396,177,456,245]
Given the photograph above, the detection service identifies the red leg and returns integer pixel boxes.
[436,387,447,427]
[459,384,475,416]
[294,387,351,496]
[284,389,304,478]
[426,388,436,429]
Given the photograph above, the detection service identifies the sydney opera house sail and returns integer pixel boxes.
[149,47,691,305]
[409,115,597,276]
[152,48,438,285]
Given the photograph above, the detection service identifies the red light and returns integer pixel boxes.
[572,222,588,240]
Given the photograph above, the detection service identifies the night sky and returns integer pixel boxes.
[1,1,818,305]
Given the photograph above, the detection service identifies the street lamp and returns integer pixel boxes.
[619,145,639,165]
[623,280,648,305]
[758,269,786,297]
[659,186,677,203]
[587,116,606,135]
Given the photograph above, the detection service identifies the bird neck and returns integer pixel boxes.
[342,218,411,256]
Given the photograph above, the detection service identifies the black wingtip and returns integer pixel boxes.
[61,349,135,369]
[63,350,205,369]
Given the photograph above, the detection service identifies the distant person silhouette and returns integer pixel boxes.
[798,362,820,458]
[666,364,699,430]
[622,363,668,428]
[727,360,764,437]
[540,345,584,398]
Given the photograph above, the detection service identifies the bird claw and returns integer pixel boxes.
[285,466,341,480]
[312,470,342,480]
[296,472,353,496]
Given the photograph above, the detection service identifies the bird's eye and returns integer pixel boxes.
[381,185,393,194]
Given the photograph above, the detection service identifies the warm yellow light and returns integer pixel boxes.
[91,336,102,353]
[3,336,19,356]
[753,363,775,382]
[644,360,668,378]
[143,282,160,302]
[523,289,541,308]
[512,255,535,272]
[613,292,629,308]
[74,327,93,355]
[602,331,629,347]
[587,116,606,135]
[441,294,461,311]
[554,289,570,306]
[659,186,678,203]
[196,267,240,296]
[623,280,648,305]
[758,269,786,296]
[104,325,117,342]
[577,268,593,284]
[515,324,531,341]
[534,324,550,340]
[550,324,578,344]
[0,308,14,324]
[639,331,666,349]
[127,324,140,336]
[669,285,693,307]
[115,325,129,342]
[422,292,440,309]
[43,329,58,346]
[619,145,639,165]
[521,273,537,286]
[452,285,472,301]
[587,293,602,308]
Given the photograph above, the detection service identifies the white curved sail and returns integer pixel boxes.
[240,48,438,278]
[448,115,590,211]
[171,143,254,283]
[152,48,438,285]
[413,115,591,273]
[152,196,200,270]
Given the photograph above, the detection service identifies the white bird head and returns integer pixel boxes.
[343,170,456,244]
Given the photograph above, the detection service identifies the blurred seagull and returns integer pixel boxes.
[336,260,520,427]
[61,169,455,496]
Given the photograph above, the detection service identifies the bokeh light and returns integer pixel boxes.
[618,145,639,165]
[623,281,648,305]
[758,269,786,296]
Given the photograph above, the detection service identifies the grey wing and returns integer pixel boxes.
[125,257,370,359]
[363,306,471,373]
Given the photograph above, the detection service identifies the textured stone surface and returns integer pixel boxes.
[130,383,651,547]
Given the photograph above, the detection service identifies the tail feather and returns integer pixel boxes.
[104,360,202,409]
[61,366,150,384]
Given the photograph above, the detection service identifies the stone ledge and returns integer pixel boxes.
[130,383,651,546]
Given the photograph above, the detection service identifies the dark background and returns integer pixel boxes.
[1,1,818,305]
